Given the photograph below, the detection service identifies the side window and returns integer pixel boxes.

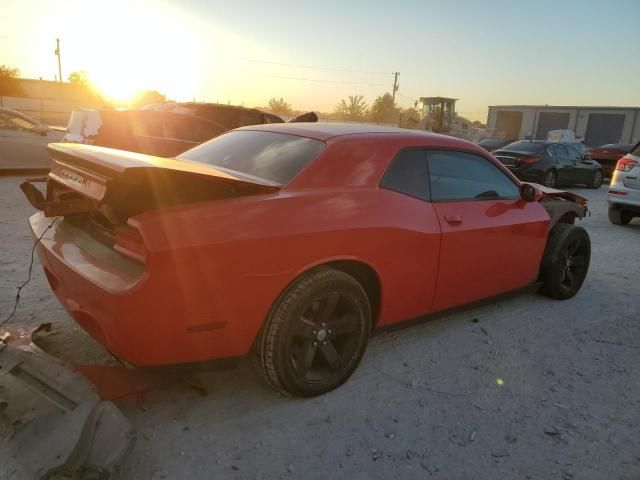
[427,150,520,201]
[548,144,567,157]
[566,145,582,160]
[380,149,429,200]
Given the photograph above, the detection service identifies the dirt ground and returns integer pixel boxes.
[1,174,639,480]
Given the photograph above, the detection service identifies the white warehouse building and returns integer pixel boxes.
[486,105,640,146]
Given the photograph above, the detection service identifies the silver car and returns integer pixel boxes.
[608,142,640,225]
[0,107,64,171]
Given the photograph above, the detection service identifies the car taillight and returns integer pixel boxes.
[616,157,639,172]
[519,156,541,164]
[608,190,627,195]
[114,225,146,263]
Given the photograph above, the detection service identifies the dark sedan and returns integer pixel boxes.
[493,140,603,188]
[587,143,634,177]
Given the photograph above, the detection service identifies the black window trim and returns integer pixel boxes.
[424,147,521,203]
[379,147,431,202]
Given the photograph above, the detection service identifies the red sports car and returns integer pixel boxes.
[21,124,591,396]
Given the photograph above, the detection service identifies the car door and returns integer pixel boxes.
[0,111,58,169]
[426,149,550,312]
[566,144,593,184]
[378,148,442,324]
[549,144,577,185]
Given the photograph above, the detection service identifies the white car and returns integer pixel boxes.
[0,107,64,170]
[608,142,640,225]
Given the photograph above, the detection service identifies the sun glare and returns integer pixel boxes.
[42,0,203,105]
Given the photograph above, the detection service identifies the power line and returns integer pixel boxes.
[242,58,387,75]
[397,92,417,103]
[250,72,386,87]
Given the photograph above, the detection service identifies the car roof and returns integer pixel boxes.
[234,122,452,142]
[510,140,551,145]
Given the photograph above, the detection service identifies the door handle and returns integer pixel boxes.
[444,214,463,225]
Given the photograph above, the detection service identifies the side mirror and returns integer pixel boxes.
[520,183,542,202]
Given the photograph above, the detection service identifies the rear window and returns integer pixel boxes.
[500,141,547,154]
[478,139,506,148]
[177,130,325,184]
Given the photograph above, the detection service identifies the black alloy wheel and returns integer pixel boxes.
[289,291,363,383]
[540,223,591,300]
[253,268,371,397]
[544,169,557,188]
[589,169,603,189]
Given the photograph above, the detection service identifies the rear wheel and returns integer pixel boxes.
[253,268,371,397]
[608,208,632,225]
[588,169,603,189]
[540,224,590,300]
[543,169,557,188]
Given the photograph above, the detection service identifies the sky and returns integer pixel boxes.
[1,0,639,121]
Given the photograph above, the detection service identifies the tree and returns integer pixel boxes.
[130,90,167,108]
[399,107,420,128]
[268,97,293,115]
[334,94,368,121]
[0,65,25,96]
[369,93,399,123]
[67,70,91,86]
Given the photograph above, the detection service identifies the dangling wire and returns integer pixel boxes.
[0,217,60,330]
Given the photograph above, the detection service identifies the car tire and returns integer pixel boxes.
[608,208,632,225]
[588,169,603,189]
[540,223,590,300]
[543,169,557,188]
[253,268,371,397]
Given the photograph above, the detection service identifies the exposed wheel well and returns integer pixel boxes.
[325,260,381,328]
[558,212,577,225]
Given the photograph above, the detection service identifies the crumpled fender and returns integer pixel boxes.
[524,182,589,227]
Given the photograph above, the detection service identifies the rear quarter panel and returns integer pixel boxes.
[135,186,442,355]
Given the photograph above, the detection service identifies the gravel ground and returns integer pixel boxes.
[1,174,639,480]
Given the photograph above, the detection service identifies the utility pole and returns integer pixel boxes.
[54,38,62,83]
[391,72,400,105]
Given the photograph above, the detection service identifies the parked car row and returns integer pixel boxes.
[1,102,318,171]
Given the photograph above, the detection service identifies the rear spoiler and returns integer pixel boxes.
[22,143,281,217]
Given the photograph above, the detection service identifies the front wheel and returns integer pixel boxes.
[540,224,591,300]
[253,268,371,397]
[543,169,557,188]
[588,169,603,189]
[608,208,632,225]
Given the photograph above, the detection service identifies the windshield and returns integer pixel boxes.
[178,130,325,184]
[500,141,547,154]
